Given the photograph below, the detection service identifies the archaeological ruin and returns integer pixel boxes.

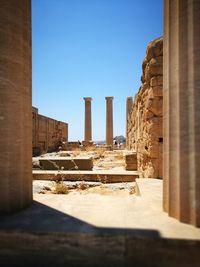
[0,0,200,266]
[0,0,199,225]
[32,106,68,156]
[83,97,92,143]
[163,0,200,226]
[126,37,163,179]
[105,96,114,146]
[0,0,32,213]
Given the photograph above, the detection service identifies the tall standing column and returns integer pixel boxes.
[126,97,133,147]
[83,97,92,142]
[163,0,200,226]
[0,0,32,213]
[105,97,114,146]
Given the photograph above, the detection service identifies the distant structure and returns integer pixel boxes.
[83,97,92,143]
[32,107,68,155]
[126,97,133,146]
[105,97,114,146]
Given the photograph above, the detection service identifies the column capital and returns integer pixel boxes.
[83,97,92,101]
[126,96,133,100]
[105,96,114,101]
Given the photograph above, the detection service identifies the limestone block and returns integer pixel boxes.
[126,37,163,179]
[146,98,163,117]
[149,86,163,98]
[146,38,163,61]
[146,117,163,138]
[146,58,163,77]
[144,110,154,120]
[147,143,159,158]
[150,76,163,87]
[125,153,137,170]
[157,76,163,86]
[39,157,93,171]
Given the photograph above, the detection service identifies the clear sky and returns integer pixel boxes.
[32,0,163,141]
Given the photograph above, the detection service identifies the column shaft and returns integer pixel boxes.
[0,0,32,213]
[105,97,114,146]
[163,0,200,226]
[126,97,133,147]
[84,97,92,141]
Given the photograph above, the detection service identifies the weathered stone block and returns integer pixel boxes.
[126,37,163,179]
[146,98,163,117]
[150,76,163,87]
[125,153,137,170]
[149,86,163,98]
[39,157,93,171]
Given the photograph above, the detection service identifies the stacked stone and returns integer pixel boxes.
[127,37,163,178]
[32,107,68,155]
[125,153,137,171]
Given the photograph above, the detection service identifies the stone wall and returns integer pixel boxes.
[127,37,163,178]
[32,107,68,155]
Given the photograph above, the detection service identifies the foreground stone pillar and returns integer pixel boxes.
[163,0,200,226]
[0,0,32,213]
[83,97,92,142]
[105,97,114,146]
[126,97,133,147]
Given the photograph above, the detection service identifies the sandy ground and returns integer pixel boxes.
[30,150,200,241]
[33,180,136,196]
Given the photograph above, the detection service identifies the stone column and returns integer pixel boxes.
[83,97,92,142]
[105,97,114,146]
[126,97,133,147]
[0,0,32,213]
[163,0,200,226]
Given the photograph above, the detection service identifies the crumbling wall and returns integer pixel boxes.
[127,37,163,178]
[32,107,68,155]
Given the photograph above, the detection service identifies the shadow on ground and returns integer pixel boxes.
[0,200,159,237]
[0,201,200,267]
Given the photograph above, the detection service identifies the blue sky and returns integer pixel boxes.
[32,0,163,141]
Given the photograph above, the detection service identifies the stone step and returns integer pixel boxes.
[33,170,139,183]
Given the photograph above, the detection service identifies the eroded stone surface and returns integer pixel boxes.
[127,37,163,178]
[32,107,68,156]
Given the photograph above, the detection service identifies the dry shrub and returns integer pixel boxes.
[129,186,136,195]
[78,181,89,190]
[54,182,69,194]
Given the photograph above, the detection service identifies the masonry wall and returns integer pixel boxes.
[127,37,163,178]
[32,107,68,155]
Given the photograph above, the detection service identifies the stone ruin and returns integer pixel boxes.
[0,0,199,229]
[32,107,68,156]
[127,37,163,178]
